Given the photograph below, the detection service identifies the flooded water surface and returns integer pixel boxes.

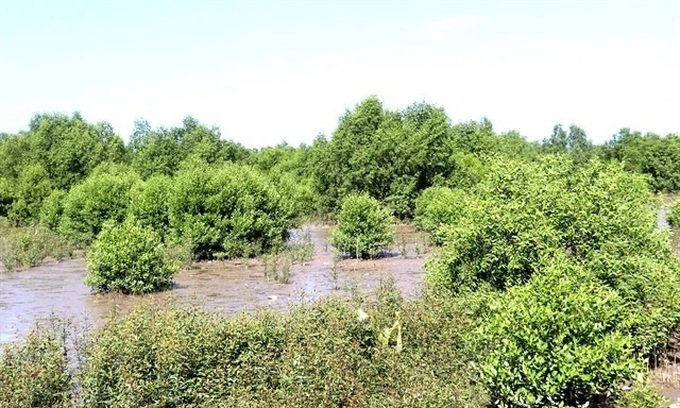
[0,225,429,343]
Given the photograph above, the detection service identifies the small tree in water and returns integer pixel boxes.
[85,221,178,294]
[331,193,394,259]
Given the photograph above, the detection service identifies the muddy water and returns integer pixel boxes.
[0,225,429,343]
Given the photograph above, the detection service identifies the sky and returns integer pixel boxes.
[1,0,678,148]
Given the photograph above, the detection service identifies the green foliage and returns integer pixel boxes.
[604,129,680,192]
[0,319,71,408]
[426,156,666,294]
[127,175,172,238]
[0,177,14,218]
[39,189,67,230]
[414,186,474,244]
[541,123,595,164]
[74,281,484,407]
[668,199,680,227]
[8,163,52,224]
[250,144,323,219]
[0,224,73,271]
[331,194,394,258]
[130,117,252,178]
[425,154,680,404]
[168,163,292,259]
[616,375,666,408]
[0,133,31,181]
[478,264,642,408]
[85,221,178,294]
[25,113,127,190]
[313,97,456,218]
[59,163,139,245]
[79,305,285,407]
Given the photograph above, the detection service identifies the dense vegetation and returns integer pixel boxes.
[669,199,680,227]
[1,97,679,406]
[330,194,394,258]
[85,221,178,294]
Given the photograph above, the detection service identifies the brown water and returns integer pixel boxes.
[0,225,428,343]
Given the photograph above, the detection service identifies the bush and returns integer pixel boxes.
[59,164,139,245]
[127,175,172,239]
[85,221,178,294]
[0,177,13,218]
[414,186,475,244]
[426,156,665,294]
[8,163,53,224]
[478,263,642,408]
[39,189,67,230]
[0,319,71,408]
[168,163,292,259]
[331,193,394,258]
[0,224,73,271]
[669,199,680,227]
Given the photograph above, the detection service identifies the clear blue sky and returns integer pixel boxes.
[1,0,678,147]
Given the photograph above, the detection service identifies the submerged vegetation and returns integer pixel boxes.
[1,97,680,405]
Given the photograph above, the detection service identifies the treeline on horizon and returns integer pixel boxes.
[1,95,679,228]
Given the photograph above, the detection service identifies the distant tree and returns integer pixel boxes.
[130,117,251,178]
[0,133,31,180]
[0,177,14,218]
[542,123,594,163]
[8,163,52,224]
[26,113,126,189]
[313,97,463,218]
[604,129,680,192]
[59,164,140,245]
[168,163,293,259]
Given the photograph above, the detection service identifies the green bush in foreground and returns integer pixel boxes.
[331,193,394,258]
[0,319,71,408]
[77,281,485,407]
[85,221,178,294]
[478,263,642,408]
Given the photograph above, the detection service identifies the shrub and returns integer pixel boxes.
[616,375,666,408]
[59,164,139,245]
[331,193,394,258]
[39,189,67,230]
[0,225,73,271]
[8,163,53,224]
[0,319,71,408]
[669,199,680,227]
[0,177,13,218]
[85,221,178,294]
[168,163,292,259]
[426,156,665,294]
[478,263,642,408]
[127,175,172,239]
[414,186,475,244]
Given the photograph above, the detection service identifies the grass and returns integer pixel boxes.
[261,229,315,283]
[0,220,74,271]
